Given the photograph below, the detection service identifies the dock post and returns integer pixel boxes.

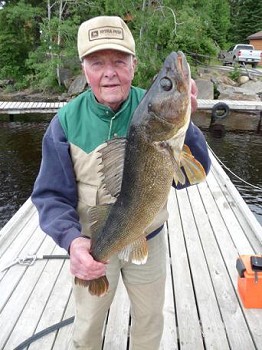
[257,111,262,133]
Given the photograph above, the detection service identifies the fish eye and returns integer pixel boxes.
[160,77,172,91]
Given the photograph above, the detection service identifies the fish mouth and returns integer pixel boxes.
[166,51,189,77]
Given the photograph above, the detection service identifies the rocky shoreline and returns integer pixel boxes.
[0,66,261,103]
[196,66,262,101]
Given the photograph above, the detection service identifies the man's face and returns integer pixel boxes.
[82,49,137,111]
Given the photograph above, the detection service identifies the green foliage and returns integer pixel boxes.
[208,0,230,48]
[228,0,262,43]
[0,0,258,91]
[228,64,241,81]
[0,0,43,81]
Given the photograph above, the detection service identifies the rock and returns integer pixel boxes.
[218,88,260,101]
[216,79,260,100]
[215,75,237,86]
[58,93,71,102]
[195,79,214,99]
[0,79,14,88]
[57,68,73,88]
[238,76,249,85]
[240,80,262,94]
[67,74,87,96]
[63,77,74,90]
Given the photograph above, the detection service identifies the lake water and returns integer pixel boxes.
[0,115,261,229]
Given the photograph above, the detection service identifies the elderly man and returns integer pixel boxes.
[32,16,210,350]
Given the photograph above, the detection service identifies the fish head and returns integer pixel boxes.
[132,51,191,141]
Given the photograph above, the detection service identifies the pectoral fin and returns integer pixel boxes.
[180,144,206,184]
[173,161,186,185]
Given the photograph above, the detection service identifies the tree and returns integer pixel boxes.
[0,1,43,83]
[209,0,230,49]
[25,0,101,90]
[228,0,262,44]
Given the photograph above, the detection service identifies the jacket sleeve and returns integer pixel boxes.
[174,121,211,190]
[31,115,82,251]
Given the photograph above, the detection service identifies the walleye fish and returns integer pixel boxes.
[75,51,206,296]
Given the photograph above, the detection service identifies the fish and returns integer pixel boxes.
[75,51,206,296]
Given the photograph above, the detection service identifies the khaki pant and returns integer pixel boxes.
[70,229,167,350]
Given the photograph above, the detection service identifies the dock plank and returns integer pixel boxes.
[0,211,40,282]
[0,236,57,348]
[160,250,178,349]
[0,227,46,312]
[52,293,75,350]
[176,187,230,349]
[188,184,256,349]
[103,278,130,349]
[167,191,204,349]
[28,260,72,350]
[4,244,67,350]
[0,198,35,254]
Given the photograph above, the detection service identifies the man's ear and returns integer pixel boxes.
[133,56,138,71]
[82,61,89,84]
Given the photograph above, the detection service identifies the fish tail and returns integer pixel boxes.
[88,276,109,296]
[74,276,90,287]
[74,275,109,297]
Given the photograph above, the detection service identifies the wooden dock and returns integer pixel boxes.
[0,153,261,350]
[0,99,262,115]
[0,101,67,115]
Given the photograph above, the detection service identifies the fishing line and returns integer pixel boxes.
[207,144,262,191]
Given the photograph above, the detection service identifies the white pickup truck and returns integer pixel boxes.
[222,44,262,68]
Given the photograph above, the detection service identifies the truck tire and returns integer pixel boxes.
[252,62,258,68]
[211,102,230,121]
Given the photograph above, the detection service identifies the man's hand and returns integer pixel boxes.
[191,79,198,113]
[70,237,106,281]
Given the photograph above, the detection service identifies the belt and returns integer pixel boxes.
[84,224,164,241]
[146,224,164,240]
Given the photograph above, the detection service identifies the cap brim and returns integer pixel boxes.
[80,43,135,59]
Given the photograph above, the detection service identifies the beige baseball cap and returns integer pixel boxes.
[77,16,136,60]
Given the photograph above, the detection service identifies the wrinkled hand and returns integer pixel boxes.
[70,237,106,281]
[191,79,198,113]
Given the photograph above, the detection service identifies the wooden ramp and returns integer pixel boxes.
[0,153,261,350]
[0,101,67,115]
[0,99,262,115]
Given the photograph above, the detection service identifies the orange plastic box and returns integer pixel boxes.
[236,255,262,308]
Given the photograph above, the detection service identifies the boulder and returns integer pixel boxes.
[238,76,249,85]
[195,79,214,99]
[57,68,73,88]
[68,75,87,96]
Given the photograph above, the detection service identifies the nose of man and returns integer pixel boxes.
[103,63,117,79]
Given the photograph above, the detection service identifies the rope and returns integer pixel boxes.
[14,316,75,350]
[208,144,262,191]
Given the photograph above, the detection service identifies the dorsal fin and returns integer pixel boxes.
[97,138,126,198]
